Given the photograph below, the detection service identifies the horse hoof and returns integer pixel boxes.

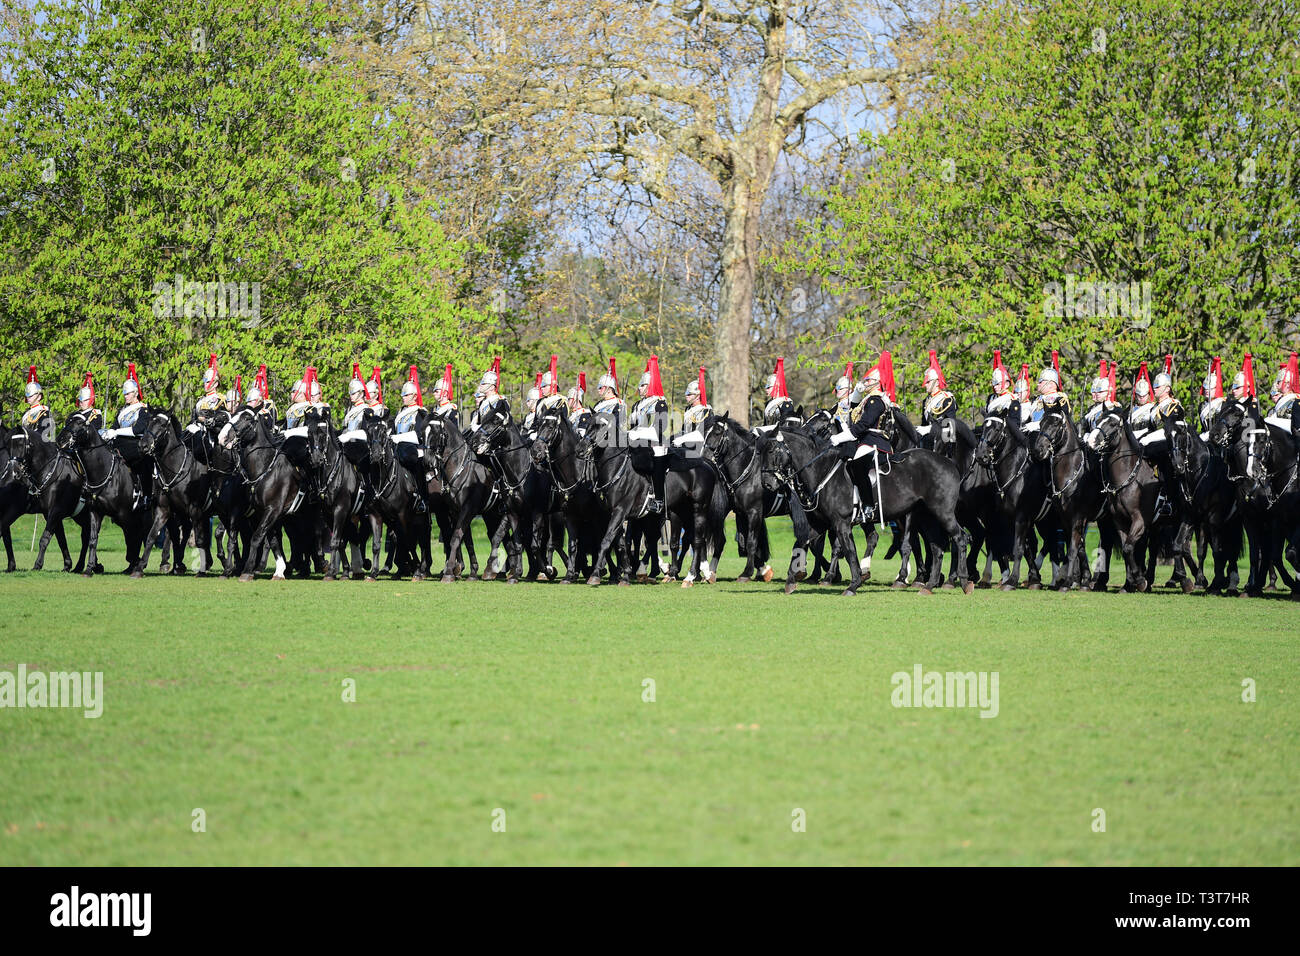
[963,581,975,595]
[794,570,806,582]
[159,563,171,574]
[761,567,774,583]
[1181,579,1196,594]
[130,571,142,579]
[681,579,693,589]
[1026,582,1041,590]
[1135,580,1148,593]
[737,575,751,583]
[707,574,717,585]
[841,588,856,597]
[82,570,94,578]
[505,577,518,585]
[1000,583,1015,592]
[587,576,601,587]
[323,575,335,583]
[545,566,557,580]
[272,574,285,581]
[918,587,933,596]
[441,574,456,583]
[239,574,253,582]
[618,580,630,588]
[482,571,496,582]
[941,582,955,590]
[784,582,797,595]
[891,580,907,590]
[365,576,376,583]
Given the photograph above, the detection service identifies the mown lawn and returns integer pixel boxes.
[1,514,1296,865]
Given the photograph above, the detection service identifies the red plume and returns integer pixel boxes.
[352,362,361,383]
[927,350,946,388]
[234,374,242,398]
[608,357,617,387]
[83,372,94,405]
[491,356,501,387]
[1243,353,1255,398]
[441,364,454,403]
[578,372,587,396]
[409,365,423,406]
[698,367,708,406]
[1163,354,1173,377]
[534,372,542,392]
[645,355,664,398]
[1284,352,1299,393]
[1018,363,1031,395]
[1107,362,1117,402]
[305,366,318,400]
[26,364,36,384]
[256,364,268,398]
[770,358,789,399]
[1133,361,1150,403]
[844,361,854,382]
[878,351,896,404]
[992,349,1005,377]
[370,367,382,403]
[1051,350,1060,376]
[207,353,219,383]
[548,354,558,393]
[1207,357,1222,400]
[128,362,142,400]
[1098,359,1109,379]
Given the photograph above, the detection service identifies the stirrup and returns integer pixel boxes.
[645,495,664,514]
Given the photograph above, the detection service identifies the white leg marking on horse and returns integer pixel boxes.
[274,555,286,577]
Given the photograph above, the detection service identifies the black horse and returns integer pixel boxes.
[56,413,149,575]
[699,412,813,588]
[530,404,607,583]
[1210,402,1300,596]
[217,406,302,581]
[972,414,1061,590]
[1164,417,1241,594]
[1084,412,1167,592]
[6,424,92,572]
[306,408,372,580]
[362,412,431,581]
[0,423,35,572]
[423,414,507,582]
[471,401,557,580]
[574,410,667,586]
[137,410,218,576]
[1028,410,1105,590]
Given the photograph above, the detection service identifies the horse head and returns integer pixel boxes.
[577,410,618,461]
[1030,411,1069,462]
[1085,412,1124,457]
[1208,401,1244,449]
[976,415,1008,466]
[138,410,175,457]
[217,406,259,449]
[306,409,334,470]
[530,403,570,466]
[471,399,512,457]
[56,411,98,452]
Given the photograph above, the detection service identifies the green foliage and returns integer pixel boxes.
[793,0,1299,405]
[0,0,489,417]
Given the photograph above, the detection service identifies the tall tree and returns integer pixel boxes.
[414,1,933,422]
[792,0,1300,398]
[0,0,486,412]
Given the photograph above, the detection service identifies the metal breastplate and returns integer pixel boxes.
[395,406,422,433]
[118,404,142,429]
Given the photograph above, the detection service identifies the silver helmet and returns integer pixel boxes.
[122,379,139,399]
[77,385,93,405]
[202,366,218,386]
[480,370,498,389]
[24,381,42,400]
[245,385,262,404]
[540,370,556,390]
[525,386,540,407]
[834,375,851,393]
[1091,376,1109,396]
[291,379,307,400]
[685,380,700,398]
[401,381,418,399]
[1134,378,1151,398]
[348,377,365,397]
[309,379,322,401]
[1038,368,1059,387]
[639,371,651,388]
[597,373,617,391]
[364,379,381,401]
[992,366,1011,389]
[1152,372,1172,391]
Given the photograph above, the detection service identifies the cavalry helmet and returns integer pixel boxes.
[1152,372,1172,390]
[834,375,851,392]
[480,370,498,389]
[1230,370,1246,391]
[992,366,1011,389]
[364,379,381,401]
[309,379,322,401]
[77,385,93,405]
[1091,376,1109,396]
[24,380,42,399]
[1038,368,1059,386]
[763,373,777,392]
[401,381,418,399]
[685,380,700,398]
[639,371,652,388]
[226,386,240,404]
[540,370,555,390]
[1133,378,1151,398]
[526,386,540,405]
[598,373,617,391]
[203,366,218,386]
[923,367,940,386]
[348,377,365,397]
[291,379,307,400]
[245,385,263,404]
[122,378,139,399]
[567,386,582,403]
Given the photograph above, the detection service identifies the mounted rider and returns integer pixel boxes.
[1023,352,1070,431]
[469,357,505,431]
[364,367,387,421]
[672,367,712,455]
[225,375,242,415]
[1081,359,1121,437]
[429,364,460,429]
[567,372,590,430]
[760,358,800,429]
[20,365,53,442]
[339,363,371,457]
[522,374,542,436]
[1128,361,1156,439]
[1228,354,1259,417]
[917,350,975,454]
[1142,356,1183,457]
[627,354,669,513]
[245,364,278,431]
[839,352,898,454]
[1265,351,1300,434]
[985,350,1027,446]
[536,355,566,419]
[1198,356,1225,437]
[283,367,313,430]
[104,363,152,506]
[1014,364,1033,426]
[75,372,103,430]
[194,353,224,422]
[833,362,855,427]
[393,365,426,437]
[593,358,625,418]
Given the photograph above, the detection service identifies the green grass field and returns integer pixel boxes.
[1,513,1296,865]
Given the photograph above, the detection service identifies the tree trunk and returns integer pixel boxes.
[716,179,760,425]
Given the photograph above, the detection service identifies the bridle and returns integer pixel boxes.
[1038,412,1085,501]
[703,419,759,496]
[533,412,587,496]
[144,416,195,493]
[226,409,283,487]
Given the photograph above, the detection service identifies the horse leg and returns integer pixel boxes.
[135,505,170,578]
[589,509,628,586]
[365,515,383,582]
[83,512,104,577]
[837,520,863,596]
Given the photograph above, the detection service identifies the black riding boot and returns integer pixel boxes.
[649,455,667,513]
